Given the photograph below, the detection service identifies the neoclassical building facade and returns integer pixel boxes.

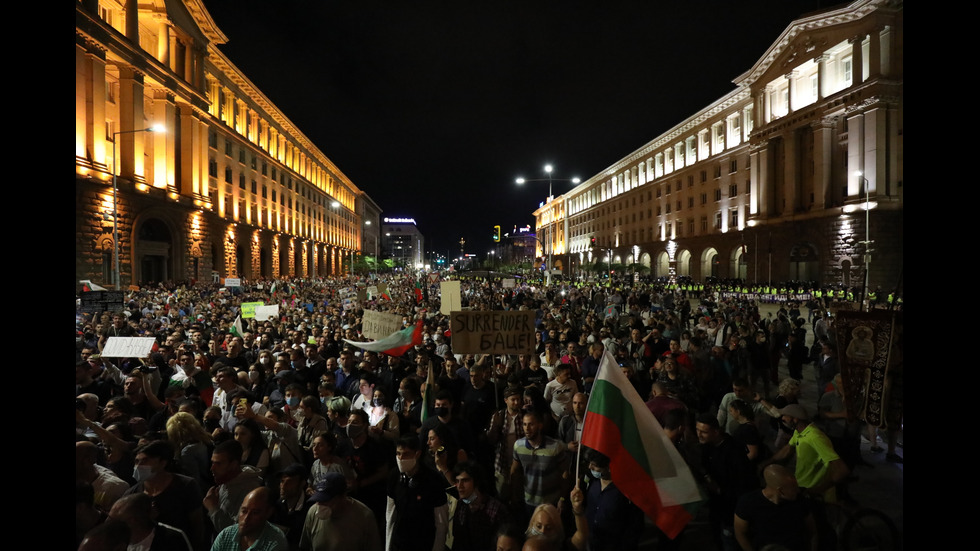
[76,0,374,287]
[534,0,902,290]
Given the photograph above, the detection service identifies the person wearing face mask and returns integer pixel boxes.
[393,378,422,437]
[582,451,644,551]
[386,436,449,551]
[337,410,389,532]
[300,472,381,551]
[450,461,510,551]
[417,390,476,458]
[122,440,205,551]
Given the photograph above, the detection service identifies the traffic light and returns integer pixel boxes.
[590,235,596,248]
[493,225,501,242]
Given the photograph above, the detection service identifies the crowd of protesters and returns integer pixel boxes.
[76,273,900,551]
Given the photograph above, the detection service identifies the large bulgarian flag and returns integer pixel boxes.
[581,350,703,539]
[343,320,423,357]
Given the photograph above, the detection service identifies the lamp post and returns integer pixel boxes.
[856,171,873,310]
[111,125,164,289]
[516,165,580,286]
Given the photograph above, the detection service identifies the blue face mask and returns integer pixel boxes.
[591,469,604,479]
[287,396,300,408]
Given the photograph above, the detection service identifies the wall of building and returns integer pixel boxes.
[534,0,902,290]
[75,0,369,287]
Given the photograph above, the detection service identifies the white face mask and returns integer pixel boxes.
[396,457,416,474]
[315,504,332,520]
[133,465,156,483]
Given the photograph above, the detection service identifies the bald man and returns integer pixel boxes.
[211,487,288,551]
[733,465,815,551]
[75,441,128,513]
[108,494,192,551]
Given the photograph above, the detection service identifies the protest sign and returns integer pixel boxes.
[449,310,535,354]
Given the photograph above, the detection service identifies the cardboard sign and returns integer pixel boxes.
[224,278,241,287]
[254,305,280,322]
[449,310,535,354]
[502,278,516,288]
[357,289,368,303]
[241,302,264,319]
[362,310,405,340]
[102,337,158,358]
[440,281,461,315]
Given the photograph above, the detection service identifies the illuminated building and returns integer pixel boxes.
[75,0,375,286]
[534,0,902,289]
[381,218,425,269]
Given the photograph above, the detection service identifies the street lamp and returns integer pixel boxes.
[112,124,165,289]
[855,171,873,309]
[515,165,580,286]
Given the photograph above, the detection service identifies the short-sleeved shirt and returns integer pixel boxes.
[513,436,567,506]
[735,490,812,551]
[387,466,448,551]
[211,522,288,551]
[789,424,841,501]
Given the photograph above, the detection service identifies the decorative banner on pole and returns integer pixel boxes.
[241,302,264,319]
[449,310,535,354]
[102,337,158,358]
[440,281,461,315]
[253,305,280,322]
[362,310,405,340]
[833,310,902,429]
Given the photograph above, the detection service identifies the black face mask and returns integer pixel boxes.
[435,407,450,418]
[204,418,220,432]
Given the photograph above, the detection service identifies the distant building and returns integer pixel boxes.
[534,0,902,291]
[499,225,537,266]
[381,218,425,269]
[75,0,374,287]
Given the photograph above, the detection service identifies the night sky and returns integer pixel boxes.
[202,0,827,257]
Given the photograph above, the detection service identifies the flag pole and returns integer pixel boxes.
[576,349,615,485]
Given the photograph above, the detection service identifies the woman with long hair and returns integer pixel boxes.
[233,418,270,478]
[165,411,213,492]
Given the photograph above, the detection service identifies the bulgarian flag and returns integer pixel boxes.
[80,280,107,292]
[229,315,244,338]
[343,320,423,357]
[414,280,424,303]
[581,350,703,539]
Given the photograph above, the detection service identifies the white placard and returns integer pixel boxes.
[441,280,461,315]
[102,337,158,358]
[254,304,280,322]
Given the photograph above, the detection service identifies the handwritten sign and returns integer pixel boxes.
[449,310,535,354]
[362,310,404,340]
[224,278,241,287]
[241,302,264,319]
[102,337,158,358]
[502,278,516,288]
